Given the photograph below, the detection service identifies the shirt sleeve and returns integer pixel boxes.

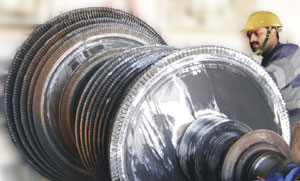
[265,48,300,89]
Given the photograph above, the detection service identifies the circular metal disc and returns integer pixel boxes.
[177,112,252,180]
[32,25,164,178]
[5,7,166,180]
[110,46,290,180]
[74,45,176,178]
[221,129,291,181]
[59,47,127,155]
[23,19,157,176]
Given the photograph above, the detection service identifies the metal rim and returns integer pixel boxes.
[32,25,164,176]
[74,45,176,178]
[221,129,291,181]
[5,7,166,180]
[110,46,290,180]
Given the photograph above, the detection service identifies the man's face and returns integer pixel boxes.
[246,28,267,53]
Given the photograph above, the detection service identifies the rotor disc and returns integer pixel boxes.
[59,47,127,155]
[4,7,290,181]
[221,129,291,181]
[5,7,166,180]
[31,25,165,179]
[74,45,177,178]
[110,46,290,181]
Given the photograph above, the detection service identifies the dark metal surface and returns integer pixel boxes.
[5,7,166,180]
[74,45,177,178]
[221,129,291,181]
[111,46,290,180]
[32,24,157,176]
[247,151,286,180]
[4,7,291,181]
[59,47,127,155]
[177,111,251,180]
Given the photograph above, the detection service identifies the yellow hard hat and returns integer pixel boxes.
[241,11,283,32]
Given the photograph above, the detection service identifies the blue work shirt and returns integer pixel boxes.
[262,42,300,123]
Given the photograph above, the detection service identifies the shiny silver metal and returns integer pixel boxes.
[4,7,166,180]
[110,46,290,181]
[248,151,286,180]
[3,7,292,181]
[221,129,291,181]
[177,110,252,180]
[31,24,158,176]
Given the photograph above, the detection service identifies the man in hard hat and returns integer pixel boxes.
[242,11,300,161]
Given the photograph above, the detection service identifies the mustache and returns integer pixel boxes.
[250,42,260,47]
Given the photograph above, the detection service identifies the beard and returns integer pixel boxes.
[250,42,260,52]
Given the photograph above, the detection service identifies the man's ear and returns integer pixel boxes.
[270,28,277,38]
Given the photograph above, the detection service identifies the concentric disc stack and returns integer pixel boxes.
[4,7,290,181]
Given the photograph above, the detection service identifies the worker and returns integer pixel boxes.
[242,11,300,161]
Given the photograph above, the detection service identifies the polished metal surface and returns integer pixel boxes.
[4,7,166,180]
[177,111,252,180]
[111,46,290,180]
[32,25,158,176]
[3,7,291,181]
[249,152,286,180]
[59,47,127,155]
[221,129,291,181]
[74,45,176,179]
